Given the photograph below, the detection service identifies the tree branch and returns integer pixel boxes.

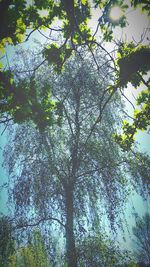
[15,216,66,230]
[83,84,118,147]
[120,88,135,110]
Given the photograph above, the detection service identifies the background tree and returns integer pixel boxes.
[8,230,51,267]
[77,232,135,267]
[132,213,150,265]
[3,51,150,267]
[0,215,15,267]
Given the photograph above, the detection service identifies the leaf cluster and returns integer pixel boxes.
[43,43,73,72]
[117,43,150,85]
[97,0,128,42]
[0,72,62,130]
[131,0,150,16]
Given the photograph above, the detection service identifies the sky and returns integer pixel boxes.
[0,128,8,215]
[0,0,149,253]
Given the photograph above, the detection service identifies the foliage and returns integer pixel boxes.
[0,1,150,266]
[77,233,134,267]
[8,230,51,267]
[0,0,92,51]
[126,151,150,197]
[0,70,63,131]
[0,0,149,67]
[131,0,150,16]
[0,0,149,149]
[0,0,26,48]
[0,216,15,267]
[43,43,73,72]
[113,42,150,151]
[132,213,150,264]
[117,44,150,86]
[3,54,150,267]
[1,0,149,50]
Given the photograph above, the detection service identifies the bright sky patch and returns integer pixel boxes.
[109,6,123,21]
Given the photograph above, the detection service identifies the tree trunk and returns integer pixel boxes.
[65,186,77,267]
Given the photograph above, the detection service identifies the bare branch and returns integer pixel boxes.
[16,59,47,74]
[122,110,135,121]
[25,28,37,42]
[15,216,66,230]
[120,88,135,110]
[37,29,52,40]
[83,85,118,146]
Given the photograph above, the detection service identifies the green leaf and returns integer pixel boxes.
[81,0,88,5]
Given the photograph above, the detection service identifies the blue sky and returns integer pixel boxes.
[0,127,8,214]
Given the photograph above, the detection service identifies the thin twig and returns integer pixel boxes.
[120,89,135,110]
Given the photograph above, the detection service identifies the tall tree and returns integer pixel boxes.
[4,52,150,267]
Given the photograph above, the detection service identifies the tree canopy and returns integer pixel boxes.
[0,0,150,150]
[0,1,150,267]
[3,52,150,267]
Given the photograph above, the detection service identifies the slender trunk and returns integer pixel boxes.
[65,186,77,267]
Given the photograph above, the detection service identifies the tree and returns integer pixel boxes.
[132,213,150,265]
[0,0,150,150]
[4,52,150,267]
[0,0,126,48]
[0,216,15,267]
[8,230,51,267]
[0,1,149,51]
[77,232,135,267]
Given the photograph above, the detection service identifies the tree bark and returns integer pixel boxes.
[65,185,77,267]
